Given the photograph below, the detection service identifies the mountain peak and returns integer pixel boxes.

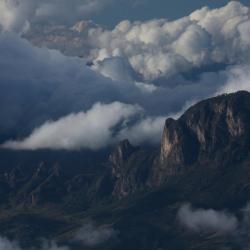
[107,91,250,195]
[109,139,136,162]
[109,139,137,175]
[159,91,250,180]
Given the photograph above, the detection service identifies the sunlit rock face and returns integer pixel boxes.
[159,91,250,177]
[110,91,250,197]
[160,118,197,169]
[109,140,142,197]
[109,139,138,177]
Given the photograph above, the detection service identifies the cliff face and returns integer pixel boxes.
[157,91,250,180]
[159,118,198,171]
[109,139,138,178]
[110,91,250,196]
[161,91,250,163]
[109,140,155,197]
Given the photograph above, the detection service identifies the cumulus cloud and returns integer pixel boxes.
[74,223,117,247]
[83,1,250,85]
[177,203,238,234]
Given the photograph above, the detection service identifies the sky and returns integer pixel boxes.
[92,0,250,27]
[1,1,250,150]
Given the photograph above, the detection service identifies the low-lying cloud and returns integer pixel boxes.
[2,102,166,150]
[2,102,138,150]
[0,237,20,250]
[177,203,238,234]
[74,223,117,247]
[0,222,116,249]
[178,202,250,249]
[0,32,222,150]
[0,237,68,250]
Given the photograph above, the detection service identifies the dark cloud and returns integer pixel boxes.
[0,32,225,150]
[0,32,171,149]
[1,2,250,150]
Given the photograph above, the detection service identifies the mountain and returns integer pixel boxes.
[1,91,250,249]
[110,91,250,196]
[23,21,98,57]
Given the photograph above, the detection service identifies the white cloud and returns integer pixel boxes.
[217,65,250,94]
[0,0,32,33]
[1,100,170,150]
[83,1,250,84]
[118,116,166,145]
[2,102,142,150]
[178,203,238,234]
[178,202,250,249]
[0,32,226,150]
[74,223,117,247]
[93,57,136,82]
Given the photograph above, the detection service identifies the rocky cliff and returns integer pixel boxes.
[110,91,250,196]
[1,91,250,207]
[1,92,250,250]
[160,91,250,165]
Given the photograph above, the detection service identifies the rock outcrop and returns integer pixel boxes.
[109,140,156,197]
[109,139,138,178]
[110,91,250,196]
[160,91,250,168]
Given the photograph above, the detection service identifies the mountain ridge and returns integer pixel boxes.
[1,91,250,249]
[110,91,250,196]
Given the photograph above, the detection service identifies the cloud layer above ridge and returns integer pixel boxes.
[1,2,250,150]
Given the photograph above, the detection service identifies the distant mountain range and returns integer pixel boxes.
[1,91,250,249]
[23,21,98,57]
